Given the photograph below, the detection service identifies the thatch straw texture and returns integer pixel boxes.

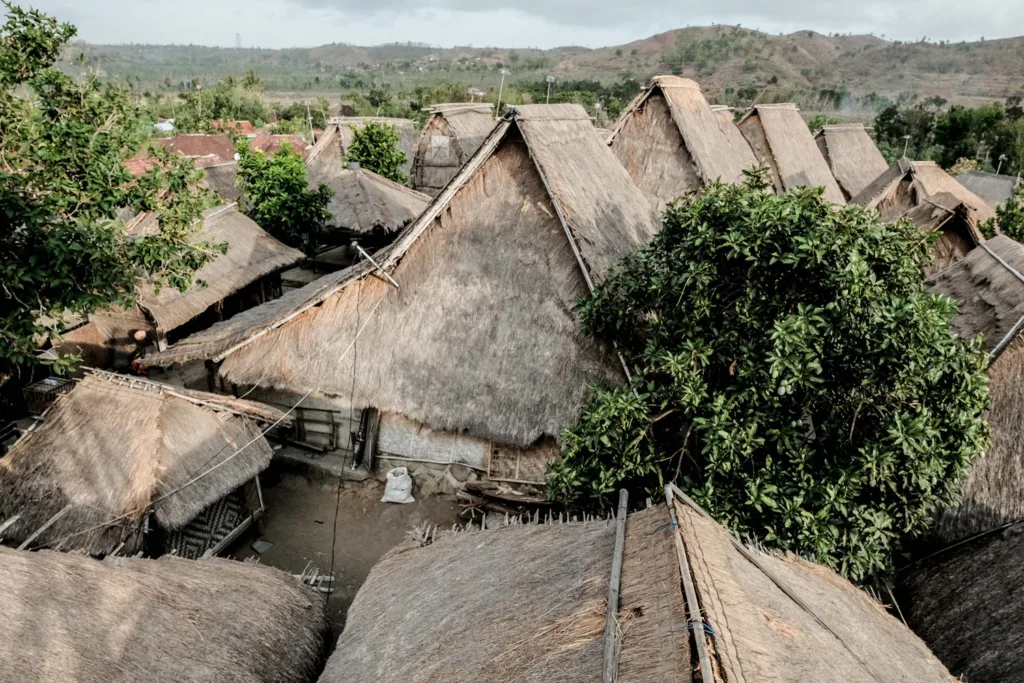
[0,546,326,683]
[323,166,429,233]
[305,125,345,187]
[147,105,655,449]
[737,105,846,204]
[333,117,418,177]
[710,104,735,126]
[137,205,303,332]
[814,124,888,200]
[957,169,1021,207]
[852,159,991,273]
[675,500,953,682]
[411,103,496,195]
[608,76,758,213]
[926,237,1024,542]
[902,522,1024,683]
[0,370,283,554]
[200,162,242,203]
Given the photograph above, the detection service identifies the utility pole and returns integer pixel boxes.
[306,102,316,143]
[997,154,1008,175]
[196,83,203,121]
[496,68,510,117]
[546,75,555,105]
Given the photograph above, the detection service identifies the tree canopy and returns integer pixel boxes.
[344,121,408,183]
[235,140,333,255]
[0,2,215,379]
[549,170,990,581]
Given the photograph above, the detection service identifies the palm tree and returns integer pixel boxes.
[242,69,263,92]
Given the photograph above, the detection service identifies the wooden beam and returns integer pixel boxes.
[17,505,72,550]
[602,489,629,683]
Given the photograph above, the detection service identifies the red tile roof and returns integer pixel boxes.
[152,135,237,164]
[250,134,313,158]
[212,120,257,136]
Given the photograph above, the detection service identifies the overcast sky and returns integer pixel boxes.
[22,0,1024,49]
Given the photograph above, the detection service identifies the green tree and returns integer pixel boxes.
[235,140,333,254]
[550,170,990,581]
[981,185,1024,241]
[807,114,840,131]
[344,121,408,183]
[0,2,216,377]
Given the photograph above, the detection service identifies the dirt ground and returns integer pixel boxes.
[231,473,463,640]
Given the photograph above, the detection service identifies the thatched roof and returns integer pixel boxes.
[200,161,241,203]
[332,117,418,177]
[320,497,951,683]
[925,236,1024,542]
[710,104,735,126]
[607,75,759,213]
[135,205,303,333]
[0,546,326,683]
[411,103,497,196]
[737,104,846,204]
[323,165,429,233]
[145,104,657,449]
[957,169,1021,207]
[0,370,286,555]
[305,125,345,187]
[814,124,889,200]
[902,520,1024,682]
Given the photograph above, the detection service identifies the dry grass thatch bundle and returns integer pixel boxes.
[411,103,497,196]
[901,521,1024,683]
[926,236,1024,543]
[319,499,951,683]
[323,165,430,234]
[814,124,889,200]
[145,104,657,450]
[200,161,242,203]
[737,104,846,204]
[0,546,326,683]
[332,116,419,177]
[305,124,345,187]
[0,370,284,555]
[607,75,759,213]
[852,158,993,274]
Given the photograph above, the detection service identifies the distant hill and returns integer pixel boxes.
[74,26,1024,106]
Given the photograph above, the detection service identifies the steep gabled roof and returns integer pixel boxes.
[0,547,326,683]
[324,166,430,233]
[957,169,1021,208]
[145,105,657,448]
[814,124,889,199]
[0,370,285,555]
[737,104,846,204]
[607,76,758,212]
[332,117,418,177]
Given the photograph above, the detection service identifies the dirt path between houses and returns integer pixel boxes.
[231,473,463,642]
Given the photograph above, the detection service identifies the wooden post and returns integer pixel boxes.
[602,489,628,683]
[665,486,715,683]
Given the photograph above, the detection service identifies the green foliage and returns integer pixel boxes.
[344,121,408,183]
[550,170,990,581]
[170,79,269,133]
[982,185,1024,241]
[807,114,840,132]
[235,140,333,254]
[0,2,216,375]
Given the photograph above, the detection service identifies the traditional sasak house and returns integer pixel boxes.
[411,103,496,196]
[330,116,419,178]
[59,205,303,368]
[901,235,1024,682]
[144,104,658,486]
[0,370,285,558]
[814,124,889,200]
[0,547,326,683]
[851,158,994,274]
[736,104,846,204]
[606,76,759,214]
[956,169,1022,208]
[319,491,953,683]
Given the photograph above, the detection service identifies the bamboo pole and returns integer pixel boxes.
[602,489,629,683]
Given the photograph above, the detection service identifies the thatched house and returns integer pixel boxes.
[331,116,419,178]
[710,104,735,126]
[899,235,1024,681]
[411,103,496,196]
[736,104,846,204]
[851,158,994,274]
[0,370,285,558]
[320,492,952,682]
[144,104,657,485]
[607,76,759,213]
[59,205,303,367]
[814,124,889,200]
[0,546,326,683]
[957,169,1021,207]
[305,124,345,187]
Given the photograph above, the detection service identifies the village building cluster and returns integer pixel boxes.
[3,74,1022,682]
